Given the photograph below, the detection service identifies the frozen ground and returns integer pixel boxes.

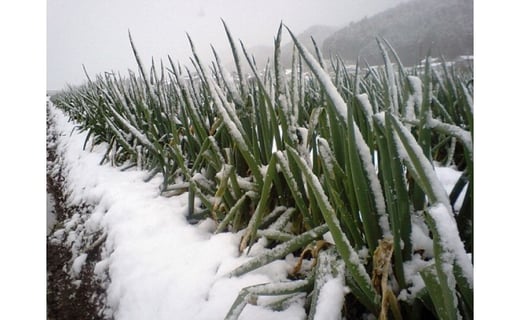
[47,103,309,319]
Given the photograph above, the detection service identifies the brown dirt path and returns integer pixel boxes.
[47,105,109,320]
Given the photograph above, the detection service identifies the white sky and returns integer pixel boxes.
[47,0,405,90]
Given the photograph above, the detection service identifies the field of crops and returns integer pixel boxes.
[50,23,473,319]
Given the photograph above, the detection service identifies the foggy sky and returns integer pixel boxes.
[47,0,405,90]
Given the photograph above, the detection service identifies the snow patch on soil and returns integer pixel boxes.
[48,104,305,319]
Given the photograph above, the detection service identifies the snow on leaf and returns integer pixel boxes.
[314,278,345,320]
[286,28,390,238]
[428,203,473,287]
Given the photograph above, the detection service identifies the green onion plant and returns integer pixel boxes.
[51,21,473,319]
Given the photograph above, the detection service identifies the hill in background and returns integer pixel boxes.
[226,0,472,71]
[321,0,473,66]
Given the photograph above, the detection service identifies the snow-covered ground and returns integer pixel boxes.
[47,193,56,235]
[48,101,468,319]
[48,103,309,319]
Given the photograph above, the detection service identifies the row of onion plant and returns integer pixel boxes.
[50,21,473,319]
